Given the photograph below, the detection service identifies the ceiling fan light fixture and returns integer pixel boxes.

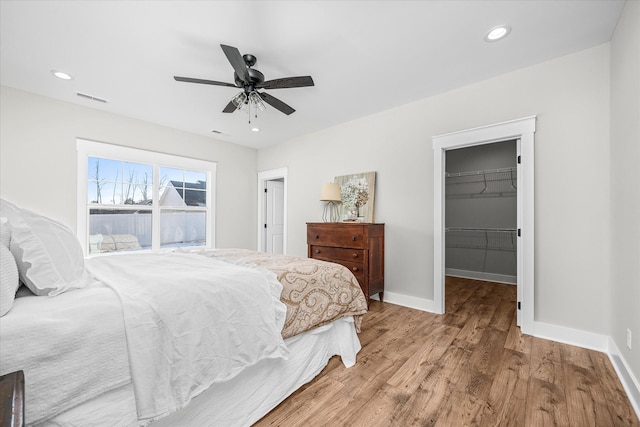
[231,92,247,109]
[485,25,511,42]
[249,92,266,111]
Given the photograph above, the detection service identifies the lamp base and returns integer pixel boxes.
[322,201,340,222]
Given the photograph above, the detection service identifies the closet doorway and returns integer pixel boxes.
[432,117,535,334]
[445,141,517,285]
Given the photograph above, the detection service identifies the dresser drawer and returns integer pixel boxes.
[309,249,365,285]
[307,225,365,248]
[309,246,364,263]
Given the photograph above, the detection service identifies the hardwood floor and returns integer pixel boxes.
[255,276,639,426]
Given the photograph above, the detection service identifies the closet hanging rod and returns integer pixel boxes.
[445,167,516,178]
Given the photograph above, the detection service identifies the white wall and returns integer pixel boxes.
[610,0,640,392]
[0,86,258,250]
[258,43,612,335]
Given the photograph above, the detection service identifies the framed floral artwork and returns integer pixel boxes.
[334,171,376,222]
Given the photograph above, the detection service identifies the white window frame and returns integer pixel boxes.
[77,139,216,255]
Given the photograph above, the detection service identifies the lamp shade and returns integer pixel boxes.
[320,183,341,202]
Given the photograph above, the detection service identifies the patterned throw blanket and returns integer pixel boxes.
[197,249,369,338]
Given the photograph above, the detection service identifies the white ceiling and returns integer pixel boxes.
[0,1,624,150]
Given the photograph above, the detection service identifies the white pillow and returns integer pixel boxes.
[0,244,19,316]
[1,198,91,296]
[0,219,10,248]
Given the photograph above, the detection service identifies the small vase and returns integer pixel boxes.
[345,207,358,221]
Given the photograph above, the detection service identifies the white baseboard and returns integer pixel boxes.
[445,268,516,285]
[532,321,609,352]
[369,291,434,312]
[608,337,640,420]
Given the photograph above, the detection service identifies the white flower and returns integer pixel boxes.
[341,178,369,209]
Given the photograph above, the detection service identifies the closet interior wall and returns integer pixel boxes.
[445,140,517,284]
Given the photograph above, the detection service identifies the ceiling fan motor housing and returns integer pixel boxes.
[234,68,264,89]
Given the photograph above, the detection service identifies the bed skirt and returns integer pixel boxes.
[38,316,361,427]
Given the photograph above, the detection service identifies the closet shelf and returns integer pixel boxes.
[446,167,517,198]
[445,227,517,252]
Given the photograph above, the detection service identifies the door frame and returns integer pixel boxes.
[257,167,288,254]
[432,116,536,335]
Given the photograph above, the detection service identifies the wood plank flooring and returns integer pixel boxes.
[255,276,639,426]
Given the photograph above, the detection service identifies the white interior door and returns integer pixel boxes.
[257,168,287,254]
[516,138,523,326]
[265,180,284,254]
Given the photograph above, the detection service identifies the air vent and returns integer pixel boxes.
[76,92,108,103]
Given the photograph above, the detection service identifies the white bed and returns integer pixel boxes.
[2,283,361,427]
[0,198,368,426]
[42,316,360,427]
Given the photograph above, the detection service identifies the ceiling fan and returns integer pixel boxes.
[174,44,314,117]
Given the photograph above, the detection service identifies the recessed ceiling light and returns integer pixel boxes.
[251,127,260,132]
[485,25,511,42]
[51,70,72,80]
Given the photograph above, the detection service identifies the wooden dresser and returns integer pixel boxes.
[307,222,384,303]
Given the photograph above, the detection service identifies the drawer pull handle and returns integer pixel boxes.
[352,253,358,258]
[315,249,321,254]
[352,236,357,241]
[352,267,359,272]
[315,234,320,239]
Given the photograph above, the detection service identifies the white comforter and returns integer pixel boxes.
[0,283,131,425]
[85,252,289,422]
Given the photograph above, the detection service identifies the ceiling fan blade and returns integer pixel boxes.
[259,92,295,115]
[220,44,249,83]
[260,76,314,90]
[222,100,237,113]
[174,76,237,87]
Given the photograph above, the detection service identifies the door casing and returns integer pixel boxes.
[257,167,288,254]
[432,116,535,334]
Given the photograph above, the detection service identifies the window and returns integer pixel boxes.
[77,139,216,255]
